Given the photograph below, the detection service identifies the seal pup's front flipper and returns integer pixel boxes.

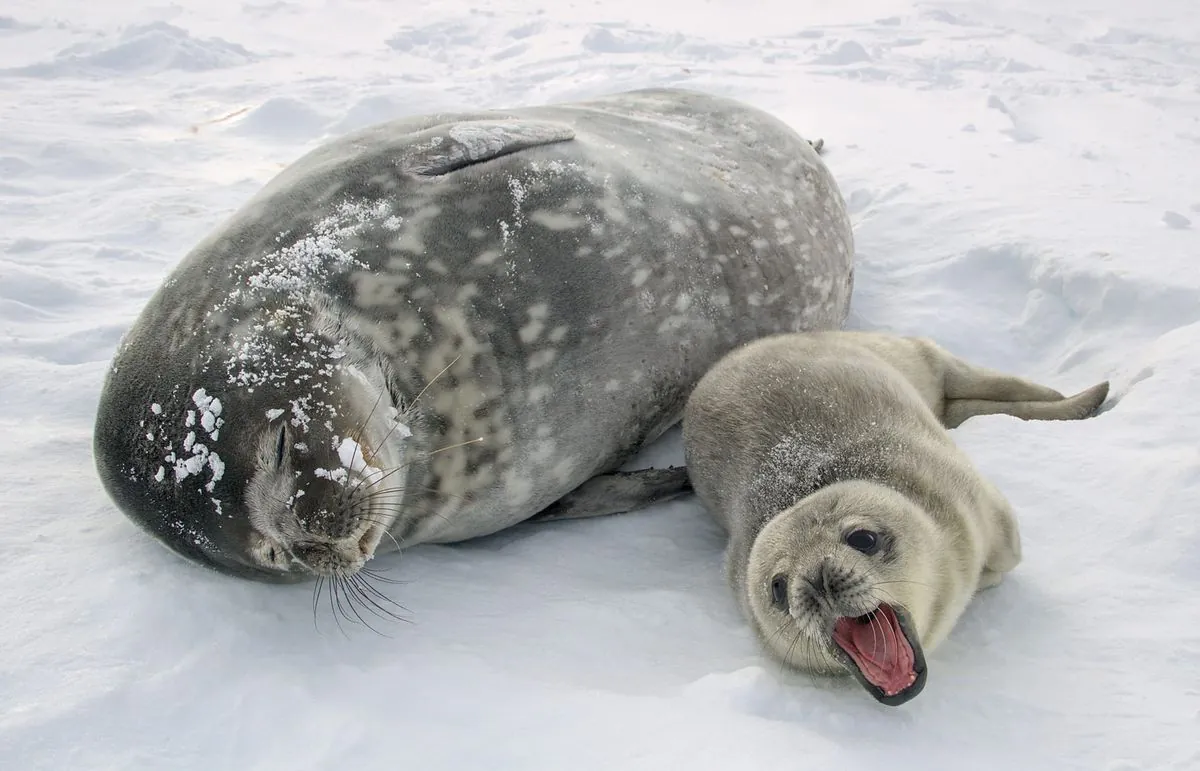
[528,467,692,523]
[399,120,576,176]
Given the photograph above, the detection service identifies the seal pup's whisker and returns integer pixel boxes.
[764,616,797,675]
[873,580,934,591]
[682,330,1108,706]
[783,627,806,679]
[868,585,908,611]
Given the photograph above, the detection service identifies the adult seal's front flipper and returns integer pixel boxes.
[529,467,692,523]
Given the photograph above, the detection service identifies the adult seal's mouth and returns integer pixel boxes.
[830,603,928,707]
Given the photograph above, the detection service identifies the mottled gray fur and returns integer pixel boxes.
[94,88,855,581]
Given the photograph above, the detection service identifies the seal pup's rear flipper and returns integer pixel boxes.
[932,343,1109,428]
[528,467,692,523]
[399,120,576,176]
[943,381,1110,428]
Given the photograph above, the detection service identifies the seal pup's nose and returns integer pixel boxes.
[803,556,863,613]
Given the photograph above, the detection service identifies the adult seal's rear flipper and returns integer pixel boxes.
[400,120,576,176]
[530,467,692,523]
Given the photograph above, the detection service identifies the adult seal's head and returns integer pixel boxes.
[682,331,1109,705]
[94,287,420,582]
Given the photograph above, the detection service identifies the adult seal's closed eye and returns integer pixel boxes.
[681,331,1109,706]
[93,88,855,589]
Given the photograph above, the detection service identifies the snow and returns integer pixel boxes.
[1,0,1197,768]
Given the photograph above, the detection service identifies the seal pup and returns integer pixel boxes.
[93,88,855,589]
[680,331,1108,706]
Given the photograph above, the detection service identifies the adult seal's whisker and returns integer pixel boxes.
[340,577,395,636]
[311,576,325,634]
[359,566,408,586]
[353,573,411,611]
[426,437,485,456]
[350,575,411,621]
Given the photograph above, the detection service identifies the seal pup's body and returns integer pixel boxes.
[681,331,1108,705]
[93,88,855,584]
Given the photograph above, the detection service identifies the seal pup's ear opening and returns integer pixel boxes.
[831,603,928,707]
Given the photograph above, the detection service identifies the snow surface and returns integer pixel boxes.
[1,0,1198,768]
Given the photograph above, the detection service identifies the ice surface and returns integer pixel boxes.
[1,0,1197,769]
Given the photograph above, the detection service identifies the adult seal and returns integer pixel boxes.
[681,331,1108,706]
[93,88,855,584]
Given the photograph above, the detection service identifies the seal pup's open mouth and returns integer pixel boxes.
[831,603,927,706]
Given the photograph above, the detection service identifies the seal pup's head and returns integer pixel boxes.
[743,479,940,706]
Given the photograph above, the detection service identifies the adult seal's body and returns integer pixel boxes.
[93,88,855,584]
[681,331,1108,706]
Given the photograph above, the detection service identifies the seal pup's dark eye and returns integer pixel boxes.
[845,529,879,555]
[274,424,288,468]
[770,574,789,609]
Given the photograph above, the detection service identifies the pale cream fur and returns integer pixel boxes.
[681,331,1108,679]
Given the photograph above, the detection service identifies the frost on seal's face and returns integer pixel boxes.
[242,377,412,581]
[92,192,432,582]
[745,481,933,707]
[93,317,420,584]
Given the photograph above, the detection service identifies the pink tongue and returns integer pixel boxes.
[833,606,917,697]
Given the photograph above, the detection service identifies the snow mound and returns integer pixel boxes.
[10,21,258,78]
[229,97,332,141]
